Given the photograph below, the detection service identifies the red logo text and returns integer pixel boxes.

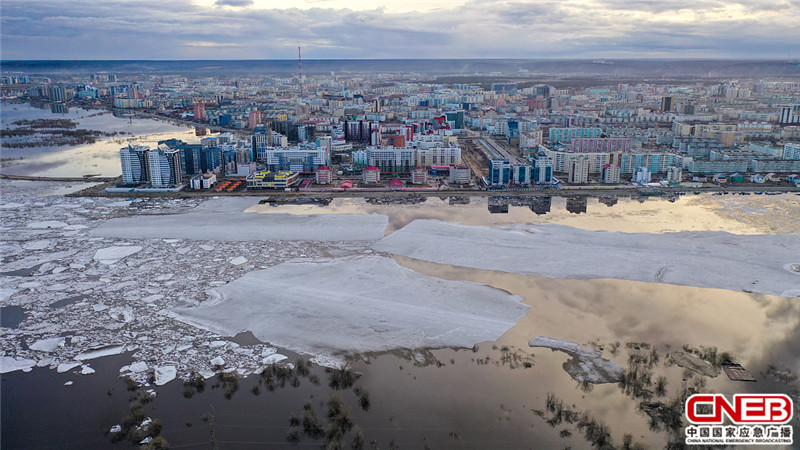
[686,394,793,424]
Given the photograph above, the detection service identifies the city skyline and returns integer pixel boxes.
[2,0,800,61]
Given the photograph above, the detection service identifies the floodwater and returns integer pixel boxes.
[247,193,800,235]
[0,102,197,177]
[4,266,798,448]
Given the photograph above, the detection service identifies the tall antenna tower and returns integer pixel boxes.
[298,46,303,95]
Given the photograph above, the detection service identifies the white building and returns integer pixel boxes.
[148,145,182,188]
[665,166,682,184]
[315,166,333,184]
[120,144,149,185]
[411,167,428,185]
[448,165,471,184]
[633,167,652,184]
[601,164,621,184]
[190,173,217,189]
[363,166,380,184]
[568,157,590,183]
[258,146,330,173]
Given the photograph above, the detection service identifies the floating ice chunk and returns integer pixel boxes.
[64,381,73,386]
[108,308,135,323]
[64,224,88,231]
[142,294,163,303]
[19,281,43,289]
[37,357,54,367]
[153,365,177,386]
[93,246,142,264]
[163,239,182,244]
[176,247,191,255]
[229,256,248,265]
[29,337,65,352]
[92,304,109,312]
[80,365,96,375]
[0,356,37,373]
[0,202,24,209]
[75,345,125,360]
[210,356,225,366]
[262,354,288,365]
[109,425,122,433]
[209,341,227,348]
[199,245,214,251]
[109,201,132,207]
[27,221,68,229]
[57,362,81,373]
[23,240,52,250]
[128,362,149,373]
[171,257,529,363]
[0,288,18,301]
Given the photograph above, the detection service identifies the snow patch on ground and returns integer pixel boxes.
[529,336,624,384]
[171,256,529,364]
[375,220,800,296]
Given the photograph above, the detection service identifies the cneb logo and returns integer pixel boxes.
[686,394,793,424]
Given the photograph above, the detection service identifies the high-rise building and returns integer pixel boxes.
[489,159,511,186]
[633,166,652,184]
[661,96,674,112]
[120,144,150,185]
[193,103,206,121]
[780,105,800,125]
[248,110,262,129]
[568,157,590,183]
[665,166,682,184]
[148,145,183,188]
[49,86,66,102]
[601,164,621,183]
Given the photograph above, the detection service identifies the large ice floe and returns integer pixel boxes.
[170,256,530,364]
[374,219,800,296]
[529,337,624,384]
[92,197,388,241]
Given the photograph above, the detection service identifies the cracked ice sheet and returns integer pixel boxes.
[170,256,529,364]
[91,198,388,242]
[374,220,800,297]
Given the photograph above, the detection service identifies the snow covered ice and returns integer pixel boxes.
[374,219,800,296]
[170,256,530,363]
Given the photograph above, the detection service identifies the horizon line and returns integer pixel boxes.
[3,57,800,62]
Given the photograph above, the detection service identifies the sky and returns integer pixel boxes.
[1,0,799,60]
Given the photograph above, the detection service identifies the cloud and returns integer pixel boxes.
[1,0,799,59]
[215,0,254,7]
